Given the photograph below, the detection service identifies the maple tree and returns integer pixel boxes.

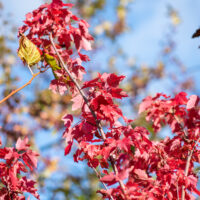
[0,0,200,199]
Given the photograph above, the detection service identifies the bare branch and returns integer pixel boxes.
[0,71,40,105]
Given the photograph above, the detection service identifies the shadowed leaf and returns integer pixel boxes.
[44,53,61,79]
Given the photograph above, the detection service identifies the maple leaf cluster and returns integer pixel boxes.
[62,77,200,199]
[16,0,200,199]
[137,92,200,199]
[19,0,93,96]
[0,137,39,200]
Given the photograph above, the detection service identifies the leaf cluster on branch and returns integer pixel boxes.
[0,137,39,199]
[0,0,200,200]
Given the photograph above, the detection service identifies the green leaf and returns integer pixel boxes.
[18,34,41,67]
[44,53,61,71]
[131,112,154,134]
[44,53,61,79]
[131,145,135,155]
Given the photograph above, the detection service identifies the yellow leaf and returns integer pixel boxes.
[117,6,126,20]
[42,159,58,178]
[18,34,41,67]
[171,12,181,26]
[168,7,181,26]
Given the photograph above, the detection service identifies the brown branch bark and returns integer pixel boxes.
[50,33,128,199]
[0,72,40,105]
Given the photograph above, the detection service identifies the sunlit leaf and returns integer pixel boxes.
[18,34,41,66]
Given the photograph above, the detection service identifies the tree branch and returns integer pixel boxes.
[181,137,200,200]
[177,181,180,200]
[172,112,199,200]
[0,71,40,105]
[92,167,114,200]
[49,33,128,199]
[173,114,188,138]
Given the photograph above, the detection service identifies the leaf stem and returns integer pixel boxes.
[27,64,34,75]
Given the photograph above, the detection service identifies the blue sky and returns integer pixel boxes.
[125,0,200,65]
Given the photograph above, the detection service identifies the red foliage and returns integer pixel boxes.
[0,137,39,200]
[12,0,200,199]
[18,0,93,97]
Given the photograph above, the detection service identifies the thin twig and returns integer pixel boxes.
[92,167,114,200]
[49,33,128,199]
[176,182,179,200]
[0,72,40,105]
[176,178,180,200]
[173,114,188,138]
[171,109,200,200]
[181,137,200,200]
[49,34,106,139]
